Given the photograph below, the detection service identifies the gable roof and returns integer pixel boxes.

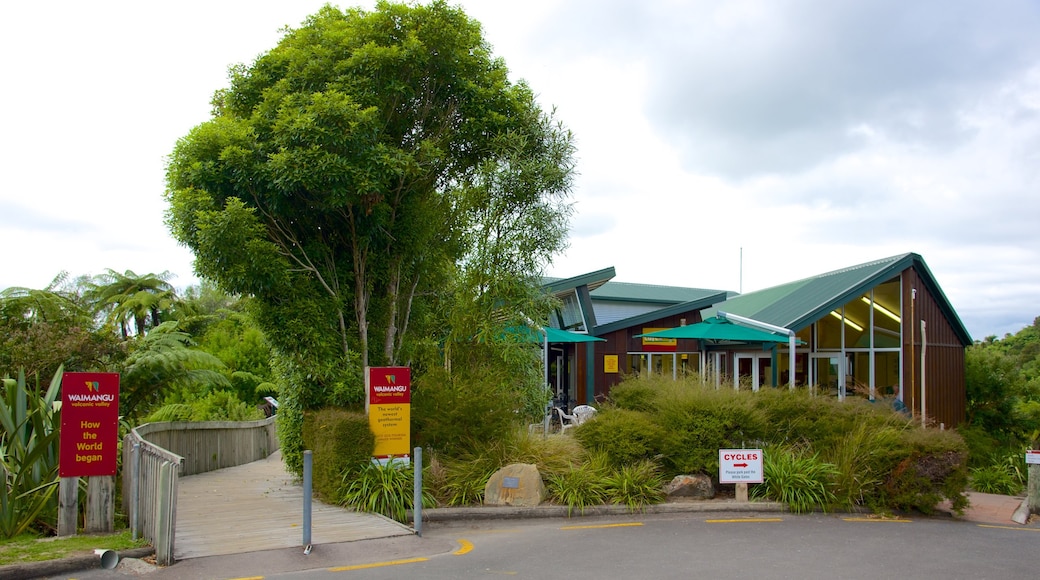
[593,291,729,335]
[701,253,972,345]
[590,281,730,305]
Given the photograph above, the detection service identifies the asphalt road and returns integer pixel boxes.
[54,510,1040,580]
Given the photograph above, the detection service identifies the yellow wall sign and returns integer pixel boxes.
[604,354,619,373]
[366,367,411,460]
[641,328,677,352]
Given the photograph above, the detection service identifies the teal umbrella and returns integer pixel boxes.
[638,317,798,343]
[508,326,605,343]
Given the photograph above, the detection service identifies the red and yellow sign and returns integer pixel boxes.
[59,372,120,477]
[641,328,677,352]
[366,367,411,459]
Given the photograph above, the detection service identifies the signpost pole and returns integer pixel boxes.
[1028,450,1040,515]
[57,477,78,536]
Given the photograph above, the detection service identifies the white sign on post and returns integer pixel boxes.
[1026,450,1040,465]
[719,449,764,484]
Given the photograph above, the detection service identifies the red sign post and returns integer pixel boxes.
[59,372,120,477]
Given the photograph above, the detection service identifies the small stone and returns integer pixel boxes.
[665,474,715,500]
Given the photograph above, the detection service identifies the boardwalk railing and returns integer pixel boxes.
[122,416,279,564]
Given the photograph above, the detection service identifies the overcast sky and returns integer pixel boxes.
[2,1,1038,340]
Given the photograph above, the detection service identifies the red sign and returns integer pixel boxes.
[59,372,120,477]
[367,367,411,406]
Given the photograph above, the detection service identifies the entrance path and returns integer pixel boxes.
[174,451,412,560]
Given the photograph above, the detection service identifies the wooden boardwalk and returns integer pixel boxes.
[174,451,412,560]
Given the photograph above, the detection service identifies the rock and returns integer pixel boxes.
[484,463,546,507]
[665,474,715,500]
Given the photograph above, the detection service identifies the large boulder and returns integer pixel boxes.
[665,474,715,500]
[484,463,546,507]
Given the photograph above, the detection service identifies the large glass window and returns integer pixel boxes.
[817,309,842,349]
[871,277,901,348]
[559,291,585,332]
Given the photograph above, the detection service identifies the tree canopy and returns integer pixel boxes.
[165,0,575,419]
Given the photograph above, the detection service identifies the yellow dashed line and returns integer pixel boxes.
[843,517,912,523]
[560,522,645,530]
[328,557,428,572]
[228,577,265,580]
[978,524,1040,532]
[454,538,475,555]
[703,523,782,528]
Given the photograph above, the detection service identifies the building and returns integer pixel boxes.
[543,253,971,428]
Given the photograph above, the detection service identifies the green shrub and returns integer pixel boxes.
[411,366,523,458]
[302,409,375,501]
[574,409,665,468]
[341,461,435,522]
[879,428,969,515]
[608,380,661,413]
[0,368,62,538]
[604,459,666,511]
[751,446,838,513]
[654,388,766,475]
[144,390,263,423]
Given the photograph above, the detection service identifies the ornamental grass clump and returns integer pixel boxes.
[340,460,435,523]
[604,459,666,511]
[547,453,611,515]
[751,446,838,513]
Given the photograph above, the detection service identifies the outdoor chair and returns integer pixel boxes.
[571,405,597,425]
[554,407,577,432]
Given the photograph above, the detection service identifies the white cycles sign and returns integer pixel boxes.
[719,449,764,484]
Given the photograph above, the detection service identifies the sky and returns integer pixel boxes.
[2,0,1038,340]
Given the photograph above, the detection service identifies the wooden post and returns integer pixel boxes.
[57,477,78,536]
[1029,464,1039,515]
[736,482,749,502]
[85,476,115,533]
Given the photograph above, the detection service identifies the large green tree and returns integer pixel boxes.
[166,1,573,396]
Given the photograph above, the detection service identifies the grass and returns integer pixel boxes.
[0,530,148,566]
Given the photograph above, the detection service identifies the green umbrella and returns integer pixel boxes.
[637,317,797,343]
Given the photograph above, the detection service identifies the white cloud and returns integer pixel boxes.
[2,0,1038,339]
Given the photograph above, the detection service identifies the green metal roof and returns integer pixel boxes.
[542,267,615,296]
[590,281,728,304]
[593,292,729,335]
[701,253,972,345]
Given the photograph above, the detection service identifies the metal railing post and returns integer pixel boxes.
[413,446,422,537]
[131,442,140,540]
[303,450,312,553]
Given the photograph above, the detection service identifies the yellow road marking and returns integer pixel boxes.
[978,524,1040,533]
[560,522,645,530]
[454,538,475,555]
[328,557,428,572]
[228,577,265,580]
[843,517,912,523]
[703,523,782,528]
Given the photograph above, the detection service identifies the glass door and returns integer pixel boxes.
[811,354,845,400]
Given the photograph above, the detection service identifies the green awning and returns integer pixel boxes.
[544,327,604,343]
[510,326,605,343]
[637,317,797,344]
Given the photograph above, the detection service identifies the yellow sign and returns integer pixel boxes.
[604,354,619,373]
[369,403,411,457]
[641,328,677,351]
